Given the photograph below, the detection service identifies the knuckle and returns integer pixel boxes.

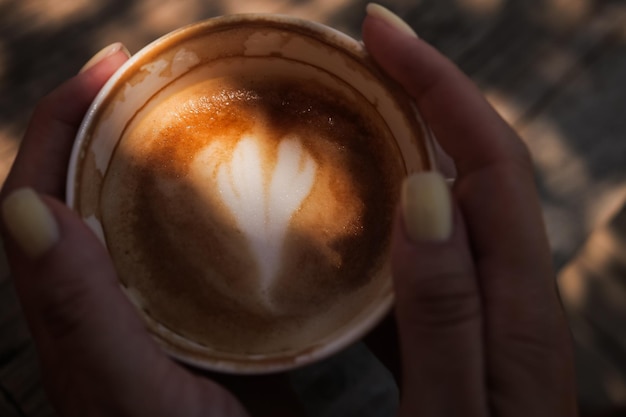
[36,276,93,342]
[398,271,481,328]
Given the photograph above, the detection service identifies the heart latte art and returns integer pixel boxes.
[100,71,404,354]
[198,135,317,307]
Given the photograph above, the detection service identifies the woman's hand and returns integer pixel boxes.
[0,43,249,417]
[364,4,578,417]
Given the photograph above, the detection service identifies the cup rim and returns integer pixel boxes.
[67,13,436,374]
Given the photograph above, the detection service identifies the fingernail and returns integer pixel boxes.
[79,42,130,74]
[2,188,59,258]
[401,172,452,242]
[366,3,418,38]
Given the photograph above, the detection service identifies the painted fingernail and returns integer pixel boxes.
[2,188,59,258]
[366,3,418,38]
[79,42,130,74]
[401,172,452,242]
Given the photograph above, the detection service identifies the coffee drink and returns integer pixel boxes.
[69,15,432,371]
[100,58,404,355]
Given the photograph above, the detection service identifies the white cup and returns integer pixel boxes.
[67,14,435,374]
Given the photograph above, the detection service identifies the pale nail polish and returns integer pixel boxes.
[366,3,418,38]
[79,42,130,74]
[2,188,60,258]
[401,172,452,242]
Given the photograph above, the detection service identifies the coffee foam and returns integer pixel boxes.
[100,58,404,354]
[197,135,317,309]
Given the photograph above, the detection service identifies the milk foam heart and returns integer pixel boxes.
[193,135,317,307]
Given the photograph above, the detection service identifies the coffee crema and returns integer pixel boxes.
[100,58,405,355]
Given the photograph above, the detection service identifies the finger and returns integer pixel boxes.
[1,188,248,416]
[2,43,130,199]
[364,8,577,415]
[363,11,550,278]
[391,172,488,416]
[363,8,525,176]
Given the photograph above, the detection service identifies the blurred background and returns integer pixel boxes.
[1,0,626,416]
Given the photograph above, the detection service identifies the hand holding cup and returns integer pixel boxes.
[0,5,578,417]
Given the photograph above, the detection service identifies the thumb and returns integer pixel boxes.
[2,187,153,362]
[1,188,248,416]
[391,172,488,417]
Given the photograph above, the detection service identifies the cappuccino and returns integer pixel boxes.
[69,14,434,372]
[100,58,404,354]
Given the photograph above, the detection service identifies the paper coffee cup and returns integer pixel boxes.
[67,14,435,374]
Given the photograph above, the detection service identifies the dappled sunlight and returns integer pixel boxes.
[0,16,16,186]
[592,3,626,42]
[521,117,590,196]
[613,6,626,41]
[558,257,588,311]
[87,0,214,54]
[134,0,205,35]
[89,20,152,55]
[0,128,18,186]
[521,118,591,197]
[219,0,356,24]
[605,372,626,405]
[279,0,356,23]
[456,0,503,18]
[559,213,626,318]
[520,116,626,246]
[10,0,101,29]
[587,184,626,234]
[536,0,592,31]
[532,46,585,87]
[480,86,625,287]
[584,227,626,313]
[484,89,524,125]
[559,210,626,409]
[219,0,289,15]
[544,202,585,271]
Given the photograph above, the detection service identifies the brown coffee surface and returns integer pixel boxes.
[100,66,404,354]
